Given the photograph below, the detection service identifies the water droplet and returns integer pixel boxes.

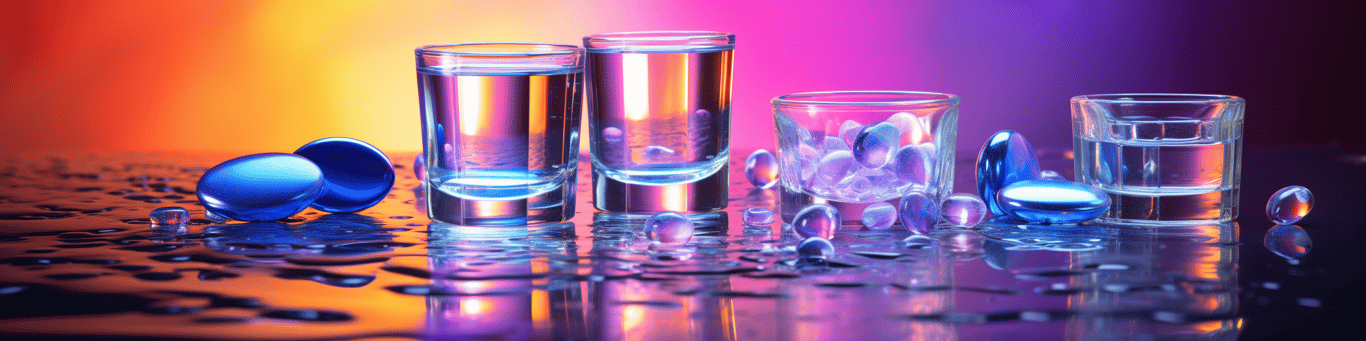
[852,122,900,169]
[742,208,774,225]
[797,237,835,261]
[745,150,779,189]
[898,192,939,234]
[1267,186,1313,225]
[1039,170,1066,181]
[293,137,395,213]
[792,204,839,239]
[197,153,324,222]
[940,193,988,227]
[861,202,897,230]
[1264,225,1311,259]
[149,206,190,226]
[644,211,694,246]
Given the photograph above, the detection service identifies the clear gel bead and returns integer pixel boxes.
[1267,186,1313,225]
[940,193,988,227]
[898,191,940,234]
[644,211,694,246]
[861,202,897,230]
[852,122,900,169]
[745,150,779,189]
[742,208,774,226]
[797,237,836,261]
[149,206,191,226]
[792,204,840,239]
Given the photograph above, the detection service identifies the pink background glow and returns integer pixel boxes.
[2,1,1361,155]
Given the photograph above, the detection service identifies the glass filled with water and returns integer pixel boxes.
[1071,94,1244,224]
[583,31,735,213]
[415,43,583,225]
[771,91,959,224]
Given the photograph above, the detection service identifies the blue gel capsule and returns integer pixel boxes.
[742,208,774,226]
[898,191,939,234]
[792,204,840,239]
[294,137,395,213]
[797,237,836,261]
[976,130,1041,215]
[1264,225,1311,259]
[996,180,1110,224]
[644,211,694,246]
[197,153,324,222]
[149,206,191,226]
[1267,186,1313,225]
[745,150,779,189]
[861,202,897,230]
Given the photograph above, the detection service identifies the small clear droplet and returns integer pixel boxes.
[745,150,779,189]
[149,206,190,226]
[1039,170,1066,181]
[742,208,774,226]
[644,211,694,246]
[1267,186,1313,225]
[861,202,897,230]
[792,204,840,239]
[941,193,988,227]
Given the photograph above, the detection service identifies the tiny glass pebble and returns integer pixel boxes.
[149,206,190,226]
[792,204,840,239]
[940,193,988,227]
[1267,185,1313,225]
[742,208,774,225]
[745,150,779,189]
[644,211,694,246]
[899,192,940,234]
[861,202,897,230]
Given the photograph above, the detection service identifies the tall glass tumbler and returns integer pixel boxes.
[416,43,584,225]
[584,31,735,213]
[1071,94,1244,224]
[772,91,959,225]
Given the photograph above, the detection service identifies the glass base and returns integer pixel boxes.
[425,174,576,226]
[592,164,728,213]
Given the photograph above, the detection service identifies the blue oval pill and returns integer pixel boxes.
[976,130,1041,215]
[996,180,1110,224]
[197,153,325,222]
[294,137,395,213]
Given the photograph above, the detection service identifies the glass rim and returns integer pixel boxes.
[1071,93,1243,105]
[415,42,583,57]
[584,30,734,44]
[772,91,959,107]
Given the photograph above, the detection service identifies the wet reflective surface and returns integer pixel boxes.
[2,147,1363,340]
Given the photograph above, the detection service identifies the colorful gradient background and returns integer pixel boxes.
[2,0,1362,155]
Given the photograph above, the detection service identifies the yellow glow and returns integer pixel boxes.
[457,75,490,136]
[529,76,547,135]
[532,289,549,330]
[661,185,687,212]
[460,297,494,316]
[456,280,493,294]
[623,53,650,121]
[621,305,646,333]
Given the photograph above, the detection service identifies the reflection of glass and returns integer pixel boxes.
[584,31,735,213]
[425,222,585,340]
[771,91,959,224]
[1071,94,1244,224]
[416,43,584,225]
[1067,223,1240,340]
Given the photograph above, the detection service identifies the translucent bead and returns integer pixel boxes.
[1264,225,1311,259]
[745,150,779,189]
[839,120,863,147]
[1267,186,1313,225]
[293,137,395,213]
[891,144,932,186]
[742,208,774,225]
[644,211,694,246]
[898,192,940,234]
[797,237,836,261]
[413,154,425,181]
[810,151,858,190]
[852,122,900,169]
[885,112,929,145]
[602,127,624,143]
[197,153,324,222]
[940,193,988,227]
[995,181,1109,224]
[149,207,191,226]
[976,130,1041,215]
[1039,170,1066,181]
[792,204,840,239]
[902,235,935,248]
[823,136,851,154]
[861,202,897,230]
